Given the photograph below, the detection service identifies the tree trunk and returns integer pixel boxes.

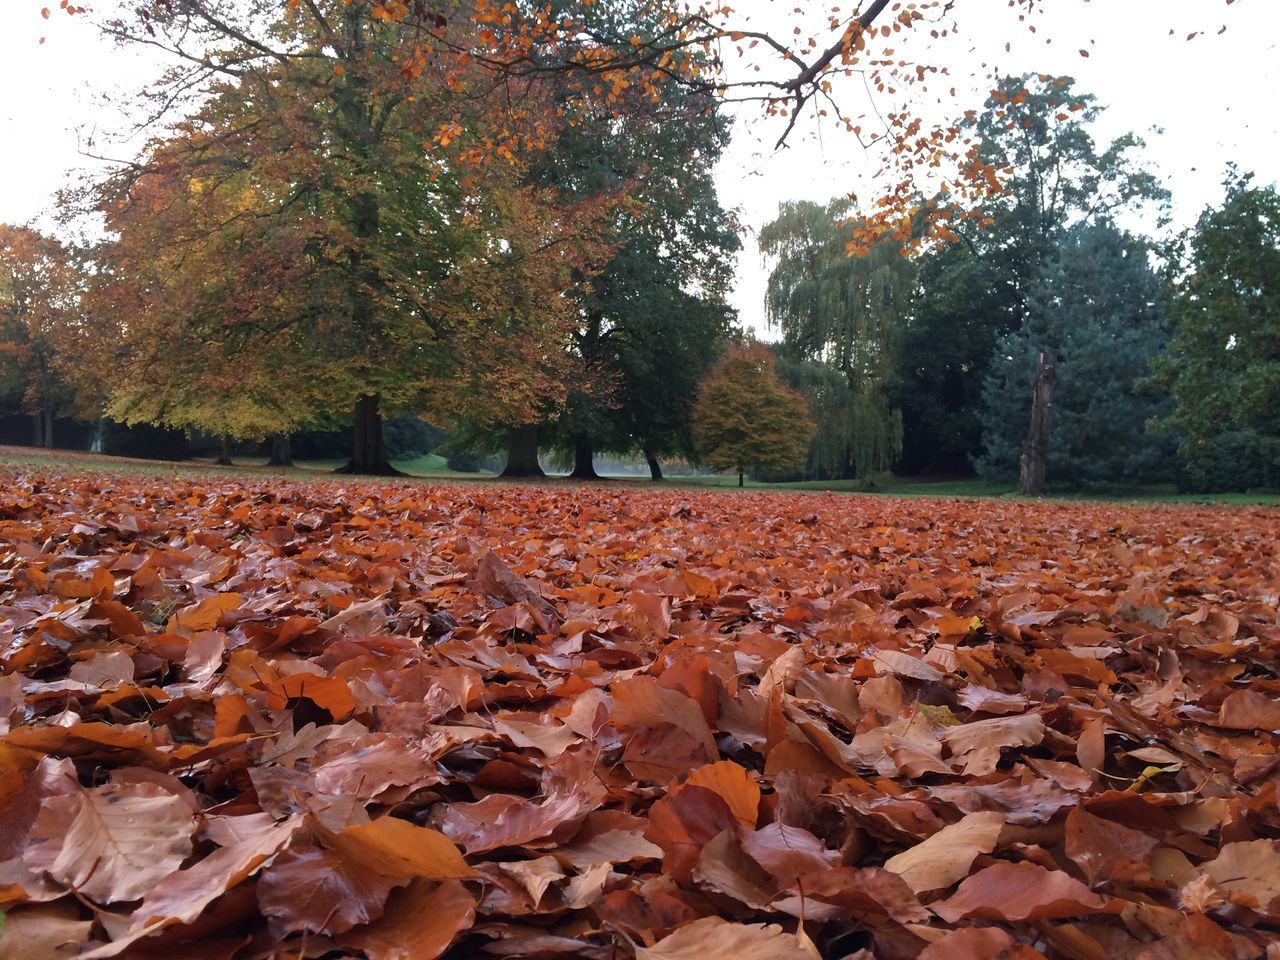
[31,412,43,448]
[569,435,598,480]
[738,469,744,488]
[215,434,234,466]
[338,394,402,475]
[646,453,664,481]
[268,433,293,467]
[501,424,545,478]
[1017,352,1056,496]
[42,407,54,449]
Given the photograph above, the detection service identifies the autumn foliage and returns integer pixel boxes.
[693,344,815,484]
[1,469,1278,957]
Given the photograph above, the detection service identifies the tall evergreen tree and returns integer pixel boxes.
[895,74,1166,475]
[976,222,1178,488]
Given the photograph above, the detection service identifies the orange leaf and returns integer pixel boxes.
[325,817,477,879]
[264,673,356,719]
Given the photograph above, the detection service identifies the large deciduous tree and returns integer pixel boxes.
[760,199,912,479]
[88,1,618,472]
[47,0,1243,258]
[0,225,89,448]
[692,343,814,487]
[519,0,739,482]
[1150,173,1280,491]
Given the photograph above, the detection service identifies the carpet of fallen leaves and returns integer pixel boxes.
[1,471,1279,960]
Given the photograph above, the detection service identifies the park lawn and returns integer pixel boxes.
[0,467,1276,957]
[2,445,1278,505]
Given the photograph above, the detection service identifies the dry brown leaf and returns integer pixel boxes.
[685,760,760,828]
[0,902,94,959]
[341,879,476,960]
[257,845,400,934]
[1202,840,1280,915]
[636,916,816,960]
[883,812,1004,893]
[932,860,1114,922]
[24,782,195,903]
[324,817,477,878]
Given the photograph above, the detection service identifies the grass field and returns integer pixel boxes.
[2,444,1277,505]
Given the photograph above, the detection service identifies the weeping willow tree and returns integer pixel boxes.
[760,199,913,477]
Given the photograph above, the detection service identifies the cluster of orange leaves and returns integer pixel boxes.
[1,470,1279,959]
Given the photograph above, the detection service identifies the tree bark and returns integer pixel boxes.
[569,435,598,480]
[738,469,744,487]
[31,412,43,448]
[1017,352,1056,496]
[338,394,402,475]
[42,407,54,449]
[268,433,293,467]
[215,434,234,466]
[501,424,545,478]
[646,453,664,481]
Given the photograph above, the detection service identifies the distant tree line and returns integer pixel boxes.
[753,75,1280,493]
[2,68,1276,492]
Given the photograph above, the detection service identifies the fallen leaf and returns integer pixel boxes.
[341,878,476,960]
[170,593,241,631]
[686,760,760,828]
[932,860,1114,922]
[325,817,477,878]
[918,926,1018,960]
[884,812,1005,893]
[1202,840,1280,915]
[1216,690,1280,730]
[24,782,195,903]
[257,845,400,934]
[0,902,94,959]
[636,916,816,960]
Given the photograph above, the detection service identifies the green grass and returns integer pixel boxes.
[0,446,487,483]
[660,474,1007,497]
[2,445,1277,506]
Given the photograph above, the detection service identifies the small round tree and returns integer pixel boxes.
[693,343,815,486]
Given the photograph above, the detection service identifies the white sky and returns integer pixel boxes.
[2,0,1278,336]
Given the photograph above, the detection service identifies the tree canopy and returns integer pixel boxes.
[1151,172,1280,490]
[895,73,1168,476]
[0,225,90,448]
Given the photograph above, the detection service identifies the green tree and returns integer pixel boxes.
[896,74,1167,475]
[760,199,911,478]
[692,343,815,486]
[976,222,1178,488]
[1150,172,1280,491]
[533,2,739,481]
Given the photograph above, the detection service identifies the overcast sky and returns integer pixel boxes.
[2,0,1277,336]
